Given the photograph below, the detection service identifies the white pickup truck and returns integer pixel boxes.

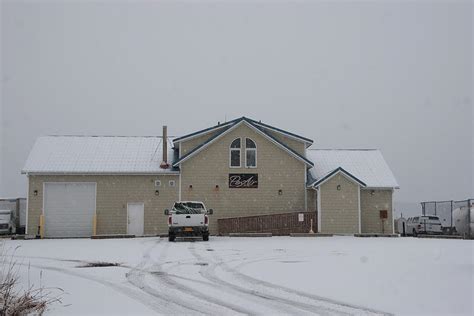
[406,215,443,236]
[164,201,213,241]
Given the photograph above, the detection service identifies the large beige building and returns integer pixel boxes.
[22,117,399,237]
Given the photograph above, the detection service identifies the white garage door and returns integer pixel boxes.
[44,183,96,238]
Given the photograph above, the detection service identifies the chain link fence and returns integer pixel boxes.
[421,199,473,237]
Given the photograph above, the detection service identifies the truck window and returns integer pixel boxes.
[173,202,205,214]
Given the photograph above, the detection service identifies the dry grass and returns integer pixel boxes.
[1,245,62,315]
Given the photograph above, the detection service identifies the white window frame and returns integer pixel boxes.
[229,138,241,168]
[245,138,257,168]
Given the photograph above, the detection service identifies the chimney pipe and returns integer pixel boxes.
[160,125,169,169]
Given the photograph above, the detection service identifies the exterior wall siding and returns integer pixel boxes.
[180,123,306,234]
[179,129,224,158]
[306,189,317,212]
[27,175,179,236]
[265,130,306,156]
[360,189,393,234]
[180,126,307,158]
[319,174,360,234]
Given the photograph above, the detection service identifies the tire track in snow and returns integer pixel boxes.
[15,261,166,314]
[15,241,244,315]
[192,243,390,316]
[148,260,250,315]
[148,241,256,315]
[142,241,309,315]
[125,239,208,315]
[188,244,324,316]
[232,257,392,316]
[127,239,250,315]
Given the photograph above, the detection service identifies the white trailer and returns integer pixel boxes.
[453,204,474,238]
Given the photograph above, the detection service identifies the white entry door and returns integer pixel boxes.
[127,203,144,236]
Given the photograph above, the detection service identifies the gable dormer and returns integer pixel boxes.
[173,117,312,159]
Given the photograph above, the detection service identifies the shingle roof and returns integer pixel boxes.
[22,136,177,174]
[307,149,399,188]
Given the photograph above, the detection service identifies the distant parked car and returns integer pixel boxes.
[0,210,15,234]
[406,216,443,236]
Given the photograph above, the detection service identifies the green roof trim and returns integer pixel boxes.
[173,116,313,145]
[173,118,314,167]
[308,167,367,187]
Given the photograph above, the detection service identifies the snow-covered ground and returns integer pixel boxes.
[2,236,473,315]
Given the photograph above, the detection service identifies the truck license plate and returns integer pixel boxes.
[184,227,193,232]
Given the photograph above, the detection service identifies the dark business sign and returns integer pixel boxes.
[229,174,258,188]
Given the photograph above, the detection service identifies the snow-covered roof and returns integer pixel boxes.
[22,136,177,174]
[307,149,399,189]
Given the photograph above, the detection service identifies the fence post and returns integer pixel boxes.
[421,202,425,216]
[468,199,472,239]
[15,198,21,230]
[434,202,437,216]
[450,200,453,228]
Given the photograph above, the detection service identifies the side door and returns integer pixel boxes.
[127,203,145,236]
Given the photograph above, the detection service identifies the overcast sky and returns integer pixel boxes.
[1,0,472,215]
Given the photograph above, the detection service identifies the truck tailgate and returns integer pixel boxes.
[172,214,205,226]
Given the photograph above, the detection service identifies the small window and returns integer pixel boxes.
[154,180,161,187]
[169,180,176,187]
[245,138,257,168]
[230,138,241,168]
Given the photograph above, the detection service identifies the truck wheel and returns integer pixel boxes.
[168,234,176,242]
[203,233,209,241]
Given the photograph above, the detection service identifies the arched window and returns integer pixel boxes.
[245,138,257,168]
[229,138,241,168]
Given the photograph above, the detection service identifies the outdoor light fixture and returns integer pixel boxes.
[215,184,219,189]
[155,190,159,196]
[336,185,341,191]
[33,190,38,196]
[278,189,283,195]
[371,190,375,195]
[189,184,193,189]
